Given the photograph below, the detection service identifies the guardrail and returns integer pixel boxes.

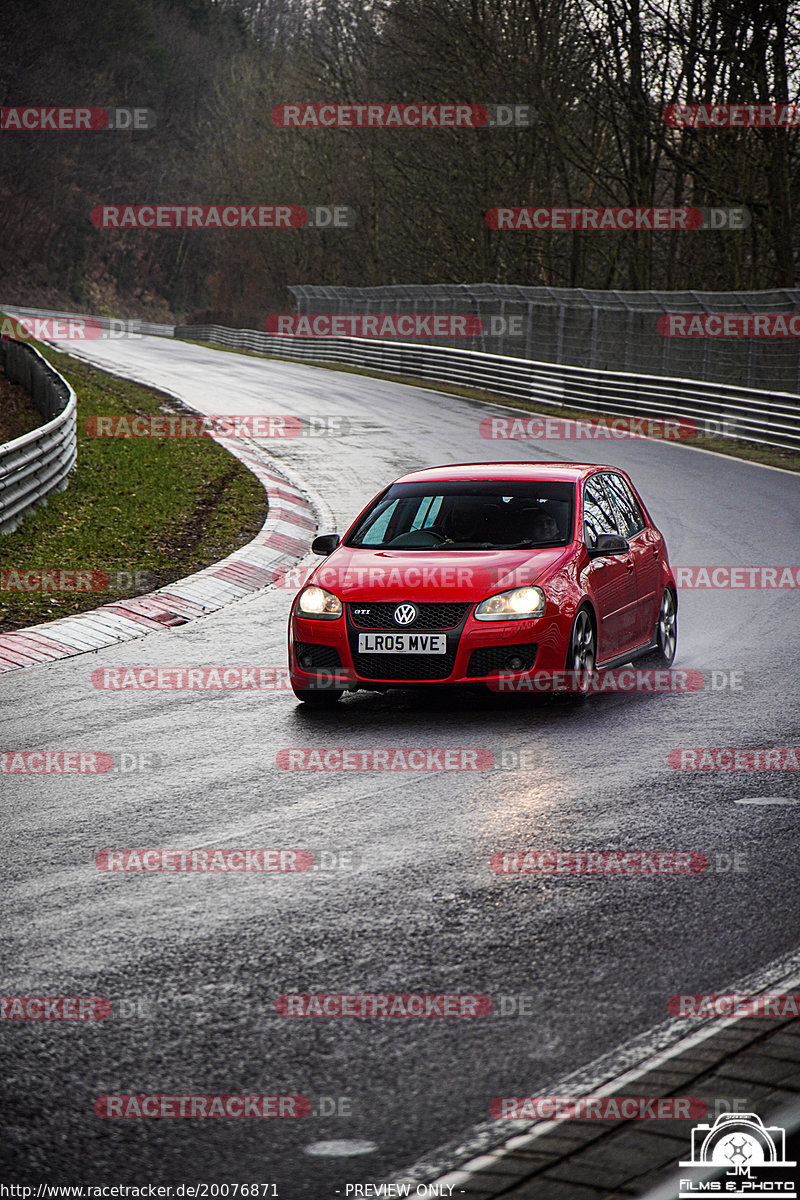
[175,323,800,455]
[2,305,174,339]
[0,339,77,534]
[2,307,797,463]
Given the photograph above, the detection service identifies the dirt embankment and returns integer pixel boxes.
[0,366,44,444]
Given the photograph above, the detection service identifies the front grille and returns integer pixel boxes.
[466,643,538,678]
[352,651,458,681]
[294,642,343,672]
[348,602,470,630]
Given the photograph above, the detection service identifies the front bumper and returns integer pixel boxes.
[289,604,568,690]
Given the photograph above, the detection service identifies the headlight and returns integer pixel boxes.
[474,586,546,621]
[297,585,342,619]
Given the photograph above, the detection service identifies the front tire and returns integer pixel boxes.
[566,606,596,695]
[640,588,677,668]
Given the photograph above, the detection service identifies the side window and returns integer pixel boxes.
[605,474,646,538]
[583,475,619,548]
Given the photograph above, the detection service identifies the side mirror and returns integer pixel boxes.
[587,532,629,558]
[311,533,340,556]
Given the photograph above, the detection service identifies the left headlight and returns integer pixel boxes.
[297,585,343,619]
[474,585,546,621]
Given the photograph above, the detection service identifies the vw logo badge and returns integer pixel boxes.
[393,603,417,626]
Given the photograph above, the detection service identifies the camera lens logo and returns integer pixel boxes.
[393,603,418,626]
[723,1136,752,1166]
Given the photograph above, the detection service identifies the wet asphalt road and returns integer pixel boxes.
[1,335,799,1195]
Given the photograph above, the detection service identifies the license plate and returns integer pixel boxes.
[357,632,447,654]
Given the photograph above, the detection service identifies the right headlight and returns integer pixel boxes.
[297,585,343,619]
[474,585,546,621]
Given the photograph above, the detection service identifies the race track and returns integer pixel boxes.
[2,334,799,1195]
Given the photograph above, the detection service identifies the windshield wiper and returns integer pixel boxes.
[512,539,561,549]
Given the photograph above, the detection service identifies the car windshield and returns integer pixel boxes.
[345,480,575,550]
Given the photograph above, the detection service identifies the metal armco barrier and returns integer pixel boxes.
[2,306,797,466]
[1,305,174,339]
[0,340,77,533]
[175,324,800,454]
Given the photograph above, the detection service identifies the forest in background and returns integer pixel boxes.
[0,0,798,325]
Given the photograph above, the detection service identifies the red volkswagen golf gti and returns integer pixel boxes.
[288,462,677,703]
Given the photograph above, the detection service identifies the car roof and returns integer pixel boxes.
[392,462,618,485]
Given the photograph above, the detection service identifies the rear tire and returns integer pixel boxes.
[640,588,677,668]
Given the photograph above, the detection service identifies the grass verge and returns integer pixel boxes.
[0,340,269,633]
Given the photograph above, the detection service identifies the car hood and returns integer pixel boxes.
[306,545,572,602]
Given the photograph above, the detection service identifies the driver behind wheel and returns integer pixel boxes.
[444,497,487,543]
[529,509,560,542]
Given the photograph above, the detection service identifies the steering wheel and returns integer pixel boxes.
[387,529,447,547]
